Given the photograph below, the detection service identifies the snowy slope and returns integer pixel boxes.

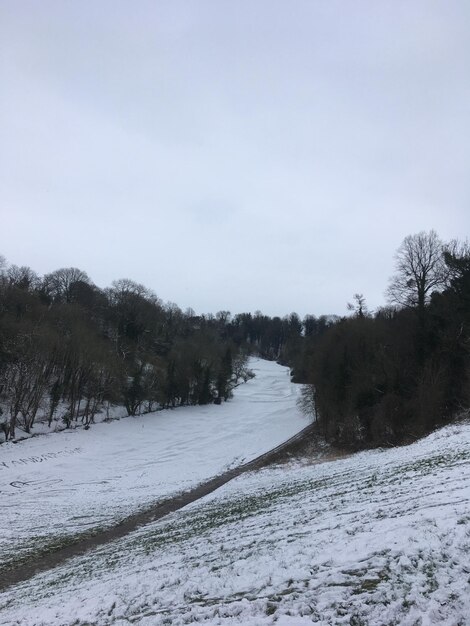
[1,419,469,625]
[0,358,309,571]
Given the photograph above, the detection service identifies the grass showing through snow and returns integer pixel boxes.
[1,421,470,625]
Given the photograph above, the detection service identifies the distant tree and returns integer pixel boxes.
[386,231,448,317]
[232,350,250,383]
[442,241,470,324]
[108,278,156,302]
[198,366,213,405]
[303,315,318,337]
[68,280,101,308]
[444,239,470,287]
[287,312,302,336]
[216,311,231,324]
[347,293,368,318]
[7,265,40,291]
[216,347,233,401]
[43,267,91,303]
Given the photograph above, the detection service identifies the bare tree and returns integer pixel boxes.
[108,278,154,302]
[7,265,40,291]
[347,293,368,318]
[43,267,91,303]
[216,310,231,324]
[386,231,448,315]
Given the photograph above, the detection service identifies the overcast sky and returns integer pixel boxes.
[1,1,469,317]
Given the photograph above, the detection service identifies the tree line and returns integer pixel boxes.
[0,260,253,441]
[0,255,339,443]
[2,229,468,449]
[294,231,470,447]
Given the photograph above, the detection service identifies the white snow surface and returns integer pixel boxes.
[0,358,309,570]
[2,416,470,624]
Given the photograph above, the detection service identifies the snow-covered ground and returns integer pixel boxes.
[2,419,470,625]
[0,358,309,571]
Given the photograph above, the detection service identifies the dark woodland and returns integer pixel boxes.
[1,230,469,448]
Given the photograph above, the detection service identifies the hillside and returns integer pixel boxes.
[0,359,308,574]
[1,415,469,624]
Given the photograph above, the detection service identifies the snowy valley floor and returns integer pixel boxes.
[1,419,470,625]
[0,359,309,574]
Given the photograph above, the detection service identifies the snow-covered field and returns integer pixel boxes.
[0,358,308,571]
[1,419,470,626]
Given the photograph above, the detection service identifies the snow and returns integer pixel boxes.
[2,417,470,625]
[0,358,309,571]
[2,361,470,625]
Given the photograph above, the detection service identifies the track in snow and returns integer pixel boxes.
[0,422,317,591]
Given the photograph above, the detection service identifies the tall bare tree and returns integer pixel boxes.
[386,231,448,316]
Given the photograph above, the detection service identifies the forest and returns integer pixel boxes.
[295,231,470,447]
[1,229,469,448]
[0,262,252,441]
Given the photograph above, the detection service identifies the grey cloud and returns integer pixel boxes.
[1,1,469,316]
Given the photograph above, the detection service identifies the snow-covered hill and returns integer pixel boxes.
[0,358,308,572]
[1,418,470,625]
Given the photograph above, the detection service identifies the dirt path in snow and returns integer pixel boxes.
[0,422,343,591]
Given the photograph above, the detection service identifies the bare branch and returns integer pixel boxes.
[386,230,448,313]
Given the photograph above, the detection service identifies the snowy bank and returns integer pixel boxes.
[1,420,469,625]
[0,358,308,570]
